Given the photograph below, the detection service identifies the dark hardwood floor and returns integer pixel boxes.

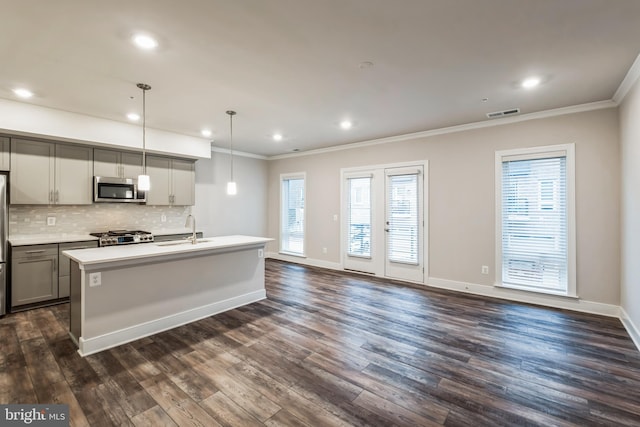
[2,259,640,426]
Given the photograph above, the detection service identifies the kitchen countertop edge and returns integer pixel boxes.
[9,234,100,246]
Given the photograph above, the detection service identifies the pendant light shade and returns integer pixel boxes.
[226,110,237,195]
[137,83,151,191]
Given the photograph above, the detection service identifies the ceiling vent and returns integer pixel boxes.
[486,108,520,119]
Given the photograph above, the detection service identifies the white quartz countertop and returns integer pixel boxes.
[9,234,99,246]
[63,235,272,268]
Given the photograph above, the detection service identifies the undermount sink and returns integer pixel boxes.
[156,239,212,247]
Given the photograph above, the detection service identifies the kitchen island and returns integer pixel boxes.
[64,235,272,356]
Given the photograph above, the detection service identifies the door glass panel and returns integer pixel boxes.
[387,174,419,264]
[347,177,371,258]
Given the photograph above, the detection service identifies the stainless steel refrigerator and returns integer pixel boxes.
[0,173,6,316]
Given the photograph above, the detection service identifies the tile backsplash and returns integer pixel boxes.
[9,204,191,235]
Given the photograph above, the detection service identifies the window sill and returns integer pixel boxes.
[279,251,306,259]
[495,283,578,299]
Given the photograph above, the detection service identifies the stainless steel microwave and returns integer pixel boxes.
[94,176,146,203]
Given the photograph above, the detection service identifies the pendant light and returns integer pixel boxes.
[137,83,151,191]
[226,110,237,195]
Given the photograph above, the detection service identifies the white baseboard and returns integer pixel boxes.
[620,307,640,352]
[78,290,266,357]
[427,277,620,317]
[266,252,343,271]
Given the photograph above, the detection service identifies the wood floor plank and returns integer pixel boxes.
[1,259,639,426]
[199,390,263,427]
[165,398,223,427]
[195,360,281,422]
[130,405,177,427]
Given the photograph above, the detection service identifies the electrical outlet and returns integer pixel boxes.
[322,247,328,254]
[47,216,56,226]
[161,214,167,223]
[481,265,489,275]
[258,249,264,258]
[333,214,338,221]
[89,272,102,287]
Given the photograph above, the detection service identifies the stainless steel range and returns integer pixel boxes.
[90,230,154,247]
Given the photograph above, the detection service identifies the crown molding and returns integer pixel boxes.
[268,99,616,160]
[210,145,268,160]
[613,53,640,105]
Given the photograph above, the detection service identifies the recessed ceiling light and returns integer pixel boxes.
[13,88,33,98]
[522,77,541,89]
[273,133,283,141]
[127,112,140,121]
[201,129,212,138]
[340,120,353,130]
[132,33,158,50]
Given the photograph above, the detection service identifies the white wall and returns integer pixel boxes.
[267,108,620,309]
[193,151,268,238]
[619,74,640,343]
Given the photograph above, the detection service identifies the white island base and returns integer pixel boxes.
[64,235,272,356]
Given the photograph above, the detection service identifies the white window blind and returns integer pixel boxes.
[347,176,372,258]
[386,172,419,265]
[501,155,567,292]
[281,175,305,255]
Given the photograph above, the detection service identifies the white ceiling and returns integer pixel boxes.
[1,0,639,157]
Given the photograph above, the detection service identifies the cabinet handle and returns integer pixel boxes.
[55,190,59,203]
[49,190,53,203]
[53,260,56,272]
[25,250,46,254]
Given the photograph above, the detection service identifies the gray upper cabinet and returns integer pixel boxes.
[146,155,195,206]
[0,137,10,171]
[10,138,93,205]
[171,159,196,206]
[56,144,94,204]
[10,139,55,204]
[94,148,143,179]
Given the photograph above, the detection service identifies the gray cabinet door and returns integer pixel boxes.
[121,152,143,179]
[55,144,93,205]
[171,159,195,206]
[10,139,55,204]
[11,247,58,307]
[93,148,120,177]
[0,137,10,171]
[146,155,172,205]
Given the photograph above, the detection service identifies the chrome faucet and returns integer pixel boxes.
[185,214,197,244]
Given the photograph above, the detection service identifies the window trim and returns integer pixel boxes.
[279,172,307,257]
[494,144,577,297]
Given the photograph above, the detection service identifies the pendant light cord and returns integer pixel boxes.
[137,83,151,174]
[226,110,237,181]
[142,87,146,174]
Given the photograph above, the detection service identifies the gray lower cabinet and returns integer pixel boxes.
[11,244,58,307]
[58,241,98,298]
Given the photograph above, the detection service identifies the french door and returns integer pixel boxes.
[342,163,425,283]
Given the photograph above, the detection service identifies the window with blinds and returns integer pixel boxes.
[497,145,575,295]
[347,176,372,258]
[280,174,305,255]
[386,172,419,265]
